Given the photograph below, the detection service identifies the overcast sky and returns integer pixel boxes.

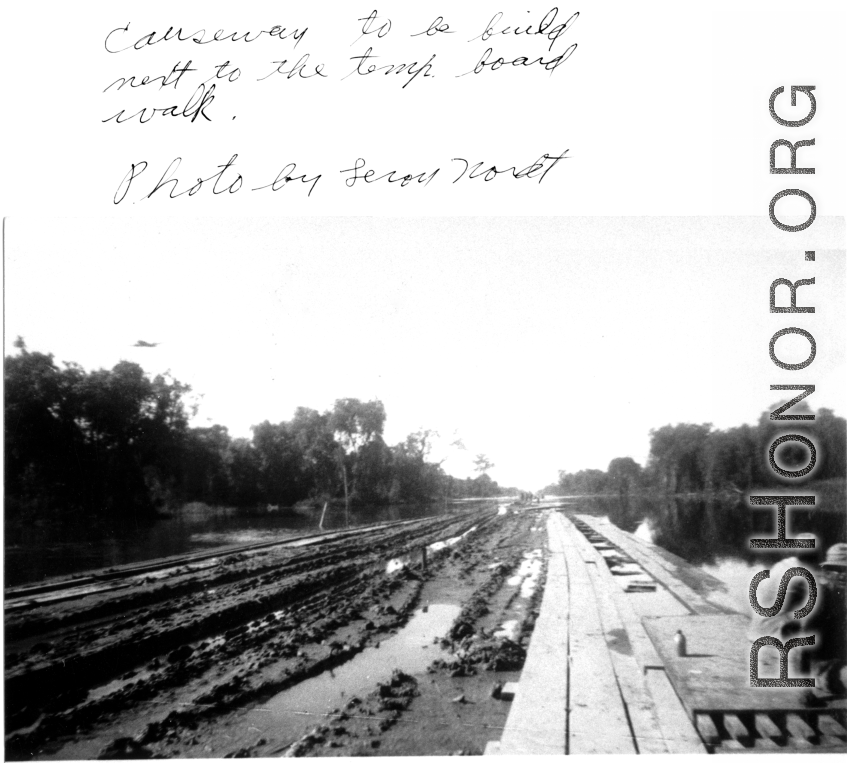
[4,216,844,489]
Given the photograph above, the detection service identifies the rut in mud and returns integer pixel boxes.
[4,505,552,759]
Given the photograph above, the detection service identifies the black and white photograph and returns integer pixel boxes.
[2,0,846,759]
[3,216,846,756]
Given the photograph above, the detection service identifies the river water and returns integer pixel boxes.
[577,488,846,612]
[3,500,494,588]
[5,490,844,594]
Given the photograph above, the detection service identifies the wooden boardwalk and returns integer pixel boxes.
[487,510,847,755]
[491,511,703,754]
[495,513,569,754]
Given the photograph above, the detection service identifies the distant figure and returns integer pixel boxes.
[747,534,818,653]
[815,543,847,694]
[748,539,847,694]
[132,340,160,348]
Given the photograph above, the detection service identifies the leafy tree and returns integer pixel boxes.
[647,423,712,492]
[558,468,608,495]
[224,437,264,507]
[355,437,394,505]
[555,401,845,497]
[289,407,339,500]
[328,398,387,524]
[4,340,86,513]
[390,430,445,503]
[0,341,568,521]
[251,421,308,506]
[817,408,847,480]
[5,341,192,517]
[181,425,232,503]
[465,473,502,497]
[607,457,642,494]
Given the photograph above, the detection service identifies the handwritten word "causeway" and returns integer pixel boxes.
[105,22,307,53]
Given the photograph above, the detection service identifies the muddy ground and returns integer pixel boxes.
[5,504,552,759]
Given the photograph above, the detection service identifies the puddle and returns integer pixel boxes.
[497,505,508,516]
[88,665,161,702]
[493,619,520,640]
[385,527,477,574]
[385,558,407,574]
[427,526,477,554]
[633,520,655,544]
[256,603,460,728]
[506,549,543,598]
[191,530,293,545]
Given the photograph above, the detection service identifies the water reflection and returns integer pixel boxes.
[260,604,461,723]
[574,490,846,580]
[633,520,654,544]
[4,500,491,587]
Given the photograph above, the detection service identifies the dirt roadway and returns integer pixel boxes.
[5,505,550,759]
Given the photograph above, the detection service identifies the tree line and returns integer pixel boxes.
[4,341,512,521]
[551,402,846,496]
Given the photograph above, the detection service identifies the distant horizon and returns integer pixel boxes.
[7,336,843,493]
[5,216,845,489]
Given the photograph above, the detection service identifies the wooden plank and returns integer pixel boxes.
[755,712,784,740]
[627,587,692,618]
[623,580,658,593]
[643,669,707,753]
[785,735,814,749]
[576,517,700,617]
[581,538,664,672]
[566,519,707,753]
[579,517,718,614]
[817,714,847,737]
[571,531,597,565]
[786,713,817,741]
[723,713,752,745]
[577,515,738,615]
[641,614,836,712]
[482,740,501,756]
[695,714,721,746]
[580,533,691,616]
[588,516,742,614]
[554,516,704,753]
[558,516,637,754]
[569,527,669,754]
[497,514,568,755]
